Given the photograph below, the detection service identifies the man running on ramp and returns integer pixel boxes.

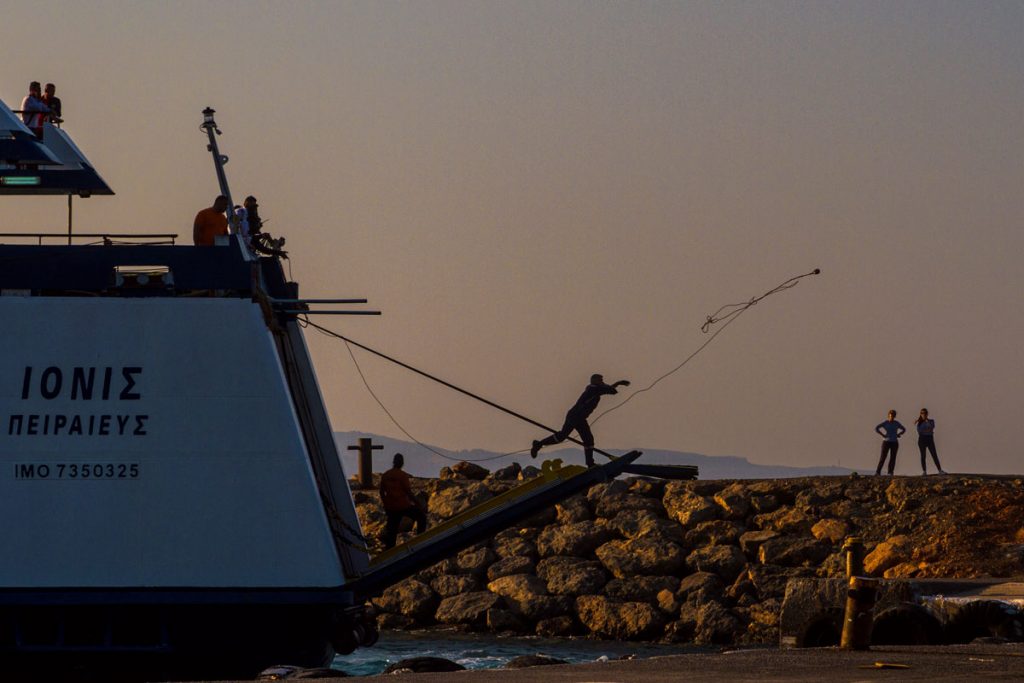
[531,373,629,467]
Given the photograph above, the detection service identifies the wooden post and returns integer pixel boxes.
[348,438,383,489]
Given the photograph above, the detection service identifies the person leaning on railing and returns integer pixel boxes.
[19,81,50,138]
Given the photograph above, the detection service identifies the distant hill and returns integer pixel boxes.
[333,431,859,480]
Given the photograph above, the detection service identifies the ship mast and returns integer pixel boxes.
[200,107,233,213]
[200,107,254,259]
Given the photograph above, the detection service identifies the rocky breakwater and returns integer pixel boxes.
[354,462,1024,646]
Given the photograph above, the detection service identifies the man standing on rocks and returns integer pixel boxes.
[379,453,427,549]
[530,373,629,467]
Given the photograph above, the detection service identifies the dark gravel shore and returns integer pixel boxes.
[339,644,1024,682]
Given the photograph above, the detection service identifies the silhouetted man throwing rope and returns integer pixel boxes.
[531,374,630,467]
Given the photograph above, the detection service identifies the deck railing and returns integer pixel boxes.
[0,233,178,246]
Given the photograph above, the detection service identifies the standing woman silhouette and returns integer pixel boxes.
[916,408,946,475]
[875,410,906,475]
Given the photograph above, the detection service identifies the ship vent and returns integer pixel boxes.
[113,265,174,290]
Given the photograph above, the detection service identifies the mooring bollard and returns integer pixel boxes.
[843,536,865,577]
[840,537,875,649]
[841,575,879,649]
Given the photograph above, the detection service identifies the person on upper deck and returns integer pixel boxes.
[41,83,62,123]
[20,81,50,138]
[193,195,230,246]
[530,373,630,467]
[379,453,427,549]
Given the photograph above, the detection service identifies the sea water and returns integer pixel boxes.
[333,630,700,676]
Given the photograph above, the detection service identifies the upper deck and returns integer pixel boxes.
[0,236,293,298]
[0,236,270,294]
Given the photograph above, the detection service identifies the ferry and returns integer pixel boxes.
[0,101,671,679]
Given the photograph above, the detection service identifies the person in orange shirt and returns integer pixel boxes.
[193,195,230,246]
[379,453,427,549]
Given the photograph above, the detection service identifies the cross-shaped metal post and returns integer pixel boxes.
[348,437,384,489]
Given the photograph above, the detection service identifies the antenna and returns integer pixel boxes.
[200,107,233,212]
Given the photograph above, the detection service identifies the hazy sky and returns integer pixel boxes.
[3,1,1022,474]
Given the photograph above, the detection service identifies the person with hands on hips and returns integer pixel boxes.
[875,409,906,475]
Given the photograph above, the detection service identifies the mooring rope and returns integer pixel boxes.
[591,268,820,426]
[305,319,617,462]
[306,267,820,463]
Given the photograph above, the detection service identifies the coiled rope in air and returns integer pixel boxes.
[590,268,821,426]
[306,267,820,463]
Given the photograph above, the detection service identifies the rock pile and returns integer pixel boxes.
[355,468,1024,645]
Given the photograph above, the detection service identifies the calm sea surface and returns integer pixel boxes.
[332,630,702,676]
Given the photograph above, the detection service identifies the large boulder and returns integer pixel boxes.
[685,545,746,583]
[535,615,578,637]
[884,480,922,513]
[574,595,667,640]
[713,483,751,520]
[486,608,528,634]
[483,479,517,496]
[383,657,465,674]
[663,483,721,527]
[555,495,592,524]
[758,537,832,567]
[596,538,687,578]
[487,574,571,621]
[743,597,783,644]
[375,612,417,630]
[488,462,521,480]
[677,571,724,601]
[593,493,666,520]
[493,526,541,543]
[487,555,535,582]
[522,506,558,528]
[355,503,387,544]
[694,601,741,645]
[370,578,439,623]
[456,545,497,576]
[795,483,845,511]
[428,482,493,519]
[656,588,681,614]
[747,565,812,599]
[750,493,781,514]
[451,461,490,480]
[663,618,697,643]
[537,556,609,596]
[493,536,538,561]
[605,509,685,544]
[685,520,744,547]
[751,507,814,535]
[603,576,680,603]
[536,521,611,558]
[739,530,780,558]
[746,480,798,505]
[435,591,503,626]
[811,518,852,544]
[864,535,915,576]
[415,557,459,581]
[505,655,568,669]
[483,573,548,602]
[628,477,666,498]
[587,480,630,506]
[519,465,542,480]
[430,574,480,597]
